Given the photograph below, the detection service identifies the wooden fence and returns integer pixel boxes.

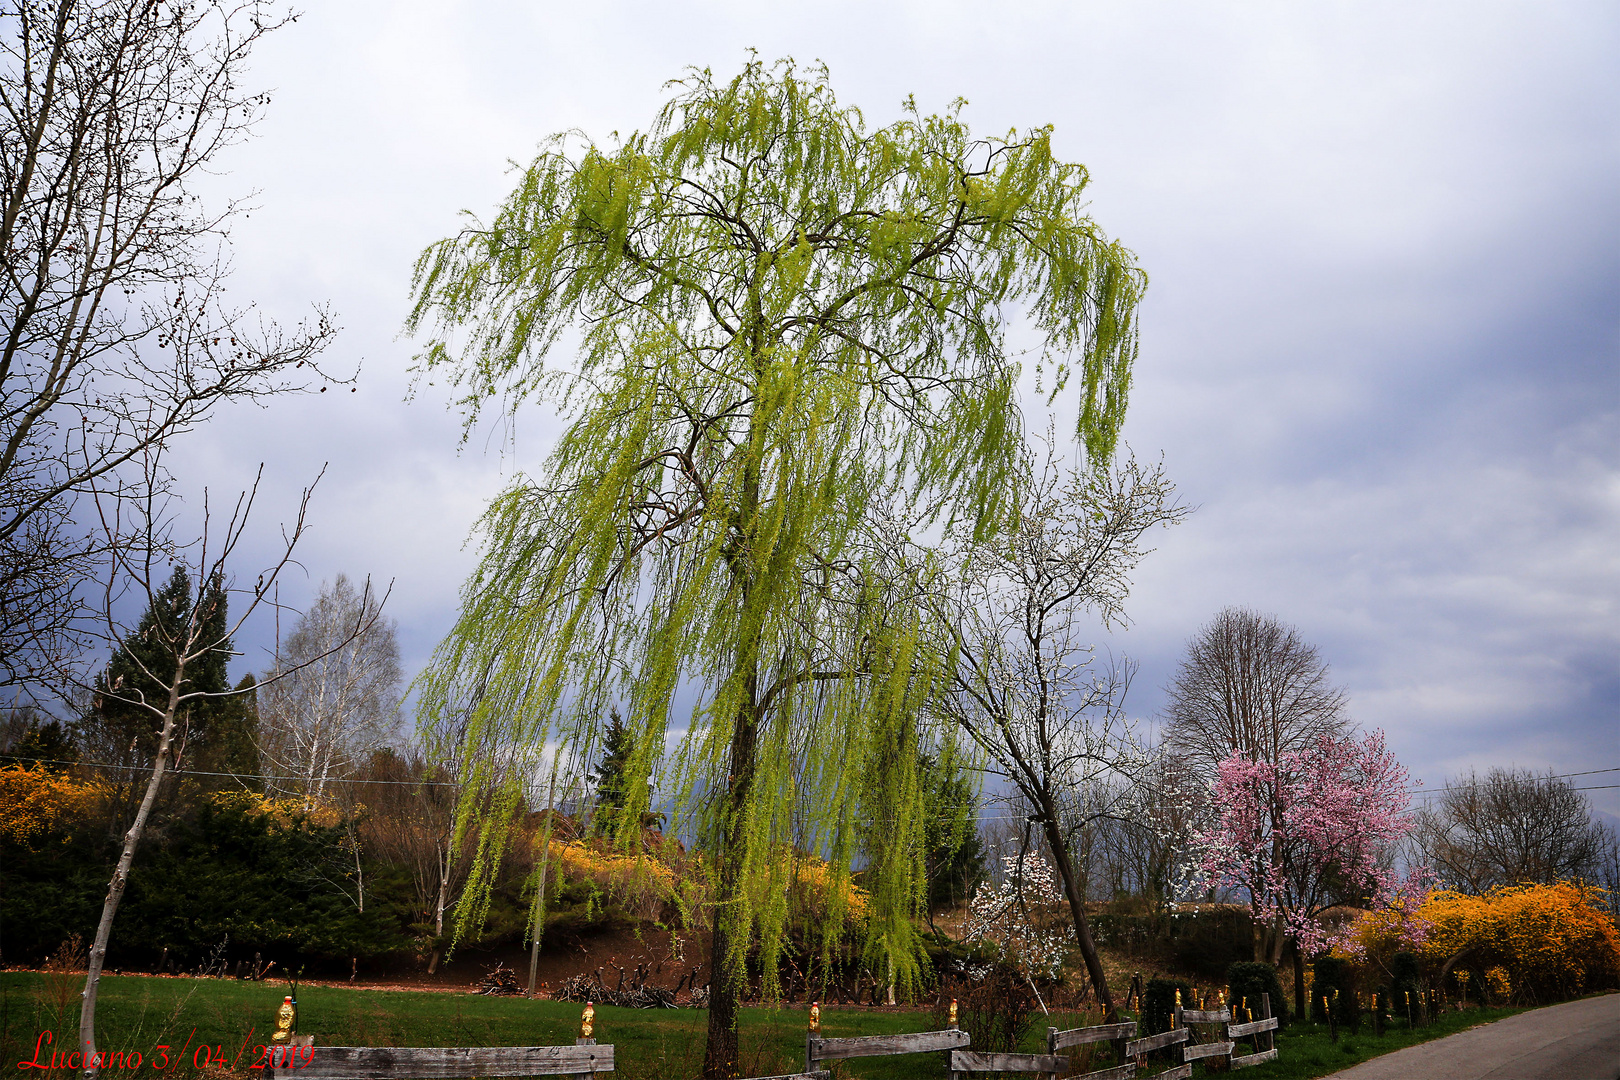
[262,990,1280,1080]
[805,1000,971,1074]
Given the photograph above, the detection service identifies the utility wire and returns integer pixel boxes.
[9,756,1618,802]
[1408,766,1620,795]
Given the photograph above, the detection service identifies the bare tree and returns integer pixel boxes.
[1078,749,1208,907]
[73,459,380,1078]
[1163,607,1349,775]
[1595,822,1620,922]
[259,573,400,804]
[923,450,1188,1018]
[348,747,469,972]
[0,490,92,690]
[1412,768,1612,893]
[0,0,340,699]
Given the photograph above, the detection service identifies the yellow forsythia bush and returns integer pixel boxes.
[544,837,680,920]
[1422,882,1620,1002]
[1484,966,1512,1004]
[1347,882,1620,1004]
[210,789,346,830]
[787,855,869,924]
[0,764,106,843]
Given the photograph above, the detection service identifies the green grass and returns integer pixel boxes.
[1,973,938,1079]
[0,973,1527,1080]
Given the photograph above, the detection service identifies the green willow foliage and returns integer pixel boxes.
[405,55,1144,1049]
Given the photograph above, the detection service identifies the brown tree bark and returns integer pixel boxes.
[1293,948,1306,1020]
[1040,805,1116,1019]
[701,695,758,1079]
[701,419,763,1080]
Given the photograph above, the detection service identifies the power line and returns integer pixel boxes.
[11,755,1618,801]
[1408,766,1620,795]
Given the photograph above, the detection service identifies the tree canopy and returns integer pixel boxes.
[406,57,1146,1077]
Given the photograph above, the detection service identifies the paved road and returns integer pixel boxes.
[1326,993,1620,1080]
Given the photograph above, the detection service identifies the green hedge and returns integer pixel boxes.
[1143,976,1194,1034]
[1311,954,1360,1031]
[1226,961,1290,1026]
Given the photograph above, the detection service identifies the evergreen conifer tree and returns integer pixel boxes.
[921,751,986,910]
[84,568,235,811]
[589,710,646,833]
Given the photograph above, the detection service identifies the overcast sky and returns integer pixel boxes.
[170,1,1619,813]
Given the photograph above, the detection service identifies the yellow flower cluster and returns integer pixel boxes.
[1338,891,1427,963]
[1484,966,1512,1004]
[0,765,106,843]
[788,856,869,923]
[210,789,346,830]
[1345,881,1619,1003]
[1422,882,1619,1000]
[544,837,680,918]
[539,833,869,931]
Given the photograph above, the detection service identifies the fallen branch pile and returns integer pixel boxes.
[550,957,693,1009]
[473,964,524,996]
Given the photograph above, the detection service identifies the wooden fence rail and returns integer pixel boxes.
[948,1050,1069,1076]
[1026,992,1282,1079]
[1229,992,1279,1069]
[264,1045,614,1079]
[805,1000,971,1074]
[262,1004,618,1080]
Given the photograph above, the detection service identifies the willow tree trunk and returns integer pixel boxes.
[702,686,759,1079]
[701,397,763,1080]
[1039,800,1117,1020]
[80,681,183,1078]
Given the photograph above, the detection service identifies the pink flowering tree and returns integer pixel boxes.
[1190,728,1419,1015]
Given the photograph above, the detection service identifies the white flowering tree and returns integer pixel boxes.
[921,449,1188,1018]
[967,853,1076,997]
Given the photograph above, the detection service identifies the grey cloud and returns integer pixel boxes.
[136,1,1616,807]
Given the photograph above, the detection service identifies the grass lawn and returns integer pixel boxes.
[0,972,1524,1079]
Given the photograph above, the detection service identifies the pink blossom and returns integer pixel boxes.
[1190,729,1422,958]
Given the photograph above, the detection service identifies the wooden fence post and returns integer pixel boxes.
[572,1002,595,1080]
[806,1001,820,1073]
[1261,993,1275,1054]
[947,998,961,1080]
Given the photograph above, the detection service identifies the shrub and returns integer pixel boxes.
[121,795,410,965]
[0,764,106,843]
[1386,950,1424,1020]
[1484,966,1513,1005]
[1422,882,1620,1003]
[1227,961,1290,1026]
[1090,905,1254,978]
[952,963,1038,1051]
[1144,976,1194,1034]
[1311,955,1360,1031]
[543,837,678,921]
[1169,907,1254,977]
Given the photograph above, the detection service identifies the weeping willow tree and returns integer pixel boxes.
[405,57,1145,1079]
